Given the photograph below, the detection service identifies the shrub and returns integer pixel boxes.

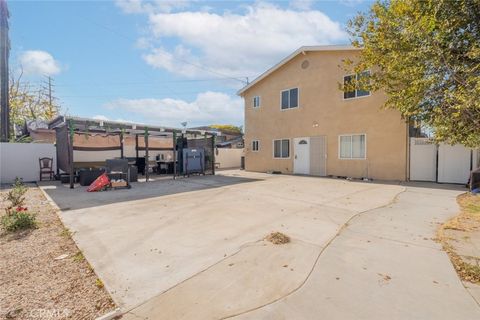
[5,178,28,207]
[1,206,37,232]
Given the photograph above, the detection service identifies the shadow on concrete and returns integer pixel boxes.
[275,173,469,192]
[38,174,261,211]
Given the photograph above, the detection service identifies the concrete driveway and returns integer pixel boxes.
[40,171,480,319]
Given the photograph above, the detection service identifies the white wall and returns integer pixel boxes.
[215,148,244,169]
[0,143,56,183]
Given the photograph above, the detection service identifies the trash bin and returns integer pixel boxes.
[470,167,480,191]
[240,156,245,170]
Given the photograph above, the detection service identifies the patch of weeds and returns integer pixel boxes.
[458,193,480,218]
[95,278,104,289]
[73,251,85,262]
[60,227,72,238]
[437,193,480,284]
[442,217,468,231]
[265,232,290,245]
[443,243,480,283]
[1,179,35,233]
[1,207,37,232]
[5,178,28,207]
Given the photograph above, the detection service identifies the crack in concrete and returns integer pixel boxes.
[218,187,408,319]
[342,226,444,251]
[120,184,402,318]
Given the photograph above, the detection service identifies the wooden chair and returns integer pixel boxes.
[39,157,54,181]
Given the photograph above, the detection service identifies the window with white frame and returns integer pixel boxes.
[343,71,370,99]
[281,88,298,109]
[339,134,366,159]
[253,96,261,108]
[252,140,259,151]
[273,139,290,158]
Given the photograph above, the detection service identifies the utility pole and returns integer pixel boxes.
[46,76,52,106]
[41,75,58,119]
[0,0,10,142]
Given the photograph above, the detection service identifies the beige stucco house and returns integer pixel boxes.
[238,45,409,181]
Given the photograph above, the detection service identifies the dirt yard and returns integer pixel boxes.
[438,193,480,284]
[0,186,115,319]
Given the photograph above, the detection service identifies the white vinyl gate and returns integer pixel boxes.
[410,138,477,184]
[410,138,437,181]
[438,144,472,184]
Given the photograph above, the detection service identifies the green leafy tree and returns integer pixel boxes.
[209,124,243,134]
[9,70,59,135]
[346,0,480,147]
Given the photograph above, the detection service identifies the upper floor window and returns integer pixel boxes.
[252,140,259,151]
[253,96,261,108]
[339,134,366,159]
[343,71,370,99]
[281,88,298,110]
[273,139,290,158]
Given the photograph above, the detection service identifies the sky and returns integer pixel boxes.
[8,0,373,128]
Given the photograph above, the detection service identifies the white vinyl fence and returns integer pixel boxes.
[438,144,474,184]
[409,138,478,184]
[215,148,244,169]
[0,142,56,184]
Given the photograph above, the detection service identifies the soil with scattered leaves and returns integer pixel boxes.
[0,186,115,319]
[437,193,480,284]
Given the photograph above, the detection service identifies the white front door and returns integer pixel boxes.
[294,137,310,175]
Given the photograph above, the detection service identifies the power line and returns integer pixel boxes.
[79,15,248,85]
[60,89,238,99]
[53,76,256,88]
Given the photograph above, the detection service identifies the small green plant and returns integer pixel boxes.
[1,206,37,232]
[60,227,73,238]
[5,178,28,207]
[95,278,104,289]
[73,251,85,262]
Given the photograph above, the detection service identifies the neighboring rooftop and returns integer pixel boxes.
[237,45,361,96]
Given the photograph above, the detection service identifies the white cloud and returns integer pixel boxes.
[142,45,202,77]
[19,50,61,76]
[103,91,243,127]
[93,115,133,123]
[131,2,348,79]
[92,115,110,121]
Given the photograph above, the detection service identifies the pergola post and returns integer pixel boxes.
[144,128,149,182]
[120,130,124,158]
[135,134,139,159]
[68,120,74,189]
[173,131,177,180]
[211,134,216,175]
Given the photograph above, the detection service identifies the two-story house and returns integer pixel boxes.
[237,45,409,181]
